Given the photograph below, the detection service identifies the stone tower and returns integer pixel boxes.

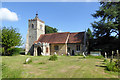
[25,13,45,55]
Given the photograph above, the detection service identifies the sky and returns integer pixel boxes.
[1,2,100,48]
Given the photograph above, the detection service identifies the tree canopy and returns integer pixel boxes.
[45,25,58,34]
[2,27,22,55]
[91,1,120,52]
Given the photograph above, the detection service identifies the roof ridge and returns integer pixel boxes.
[45,32,70,35]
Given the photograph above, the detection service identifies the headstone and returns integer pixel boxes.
[83,52,86,58]
[25,58,32,64]
[105,52,107,60]
[54,52,57,55]
[62,53,63,56]
[67,53,70,56]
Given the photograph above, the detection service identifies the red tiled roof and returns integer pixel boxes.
[68,32,85,43]
[35,32,70,44]
[34,32,85,44]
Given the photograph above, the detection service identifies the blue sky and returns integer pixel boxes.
[1,2,100,47]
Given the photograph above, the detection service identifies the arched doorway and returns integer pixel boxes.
[37,47,41,56]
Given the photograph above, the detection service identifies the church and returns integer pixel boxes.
[25,13,87,56]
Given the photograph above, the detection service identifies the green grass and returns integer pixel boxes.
[2,55,118,78]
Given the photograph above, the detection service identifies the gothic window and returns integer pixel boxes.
[76,45,80,51]
[54,45,59,50]
[32,24,34,28]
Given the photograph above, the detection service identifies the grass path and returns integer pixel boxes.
[2,55,118,78]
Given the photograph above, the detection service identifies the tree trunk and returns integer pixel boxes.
[110,51,114,63]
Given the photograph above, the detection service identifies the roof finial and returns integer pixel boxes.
[35,11,38,18]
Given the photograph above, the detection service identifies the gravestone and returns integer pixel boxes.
[83,52,86,58]
[25,58,32,64]
[105,52,107,60]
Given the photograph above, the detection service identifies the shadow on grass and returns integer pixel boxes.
[95,65,106,68]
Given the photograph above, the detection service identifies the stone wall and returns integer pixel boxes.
[50,43,67,55]
[67,43,83,55]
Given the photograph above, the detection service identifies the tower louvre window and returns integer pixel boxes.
[40,25,42,29]
[32,24,34,28]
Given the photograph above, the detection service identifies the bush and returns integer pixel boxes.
[106,61,120,72]
[6,48,21,56]
[103,59,109,62]
[74,53,83,56]
[49,54,58,61]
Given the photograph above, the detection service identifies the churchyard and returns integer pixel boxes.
[2,55,118,78]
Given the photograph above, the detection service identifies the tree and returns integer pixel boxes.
[45,25,58,34]
[87,28,94,53]
[91,1,120,51]
[2,27,22,55]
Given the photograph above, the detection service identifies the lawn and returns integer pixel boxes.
[1,55,118,78]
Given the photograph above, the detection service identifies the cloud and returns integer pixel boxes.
[0,8,18,21]
[58,30,64,33]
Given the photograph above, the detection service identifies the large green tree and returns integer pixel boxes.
[45,25,58,34]
[2,27,22,55]
[91,1,120,52]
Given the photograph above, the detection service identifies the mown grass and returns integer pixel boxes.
[2,55,118,78]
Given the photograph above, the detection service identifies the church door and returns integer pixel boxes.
[37,47,41,56]
[72,50,75,56]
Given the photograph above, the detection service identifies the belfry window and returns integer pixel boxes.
[40,25,42,29]
[32,24,34,28]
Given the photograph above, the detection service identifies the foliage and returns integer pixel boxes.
[2,27,22,55]
[49,54,58,61]
[91,2,120,54]
[27,52,31,55]
[104,59,109,62]
[45,25,58,34]
[87,55,104,59]
[74,53,83,56]
[6,48,21,56]
[106,61,120,72]
[87,28,93,39]
[86,28,95,52]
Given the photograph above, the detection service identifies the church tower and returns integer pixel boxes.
[25,13,45,54]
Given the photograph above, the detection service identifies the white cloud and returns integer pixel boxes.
[0,8,18,21]
[58,30,64,33]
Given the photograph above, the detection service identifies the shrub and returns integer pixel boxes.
[106,61,120,72]
[74,53,83,56]
[49,54,58,61]
[7,48,21,56]
[104,59,108,62]
[27,52,31,55]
